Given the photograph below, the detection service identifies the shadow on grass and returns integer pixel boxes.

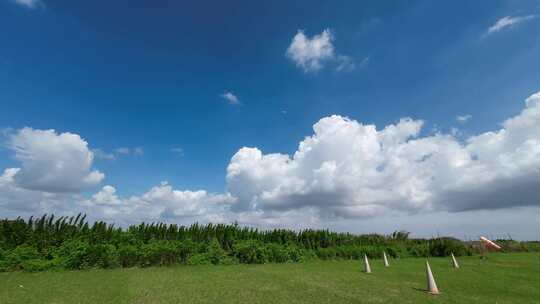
[412,287,426,293]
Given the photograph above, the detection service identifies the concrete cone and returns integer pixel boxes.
[425,261,440,295]
[383,251,389,267]
[363,254,372,273]
[451,253,460,269]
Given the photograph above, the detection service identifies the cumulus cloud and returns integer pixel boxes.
[226,91,540,219]
[286,29,356,73]
[0,170,236,226]
[0,168,80,219]
[486,15,536,35]
[2,92,540,239]
[286,29,335,72]
[220,91,240,105]
[12,0,42,9]
[80,182,236,225]
[7,128,104,193]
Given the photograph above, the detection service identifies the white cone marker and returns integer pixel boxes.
[363,254,372,273]
[426,261,440,295]
[451,252,460,269]
[383,251,389,267]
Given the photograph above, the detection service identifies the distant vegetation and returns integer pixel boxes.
[0,214,537,272]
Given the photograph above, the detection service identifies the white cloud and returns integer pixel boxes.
[0,168,81,219]
[114,147,143,156]
[2,92,540,239]
[220,91,240,105]
[456,114,472,123]
[226,91,540,219]
[80,182,236,224]
[12,0,42,9]
[92,149,116,160]
[170,147,184,155]
[486,15,536,35]
[7,128,104,193]
[286,29,356,73]
[286,29,335,72]
[336,55,356,72]
[115,147,130,155]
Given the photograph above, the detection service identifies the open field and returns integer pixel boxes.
[1,253,539,304]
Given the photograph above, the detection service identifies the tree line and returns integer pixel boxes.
[0,214,534,272]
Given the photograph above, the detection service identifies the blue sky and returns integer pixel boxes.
[2,0,540,238]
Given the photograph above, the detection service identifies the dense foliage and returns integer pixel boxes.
[5,214,534,272]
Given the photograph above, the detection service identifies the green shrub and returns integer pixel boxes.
[523,241,540,252]
[139,240,180,267]
[267,243,290,263]
[53,240,91,269]
[187,254,211,265]
[3,244,40,271]
[407,242,430,257]
[205,238,228,265]
[428,238,471,257]
[89,244,119,269]
[385,244,407,258]
[233,240,269,264]
[21,259,55,272]
[219,255,239,265]
[117,244,139,267]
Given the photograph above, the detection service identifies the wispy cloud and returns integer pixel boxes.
[92,149,116,160]
[170,147,184,156]
[486,15,536,35]
[133,147,144,156]
[456,114,472,124]
[114,147,144,156]
[336,55,355,72]
[220,91,240,105]
[93,147,144,160]
[12,0,43,9]
[115,147,131,155]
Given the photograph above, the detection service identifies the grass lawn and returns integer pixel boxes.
[1,253,539,303]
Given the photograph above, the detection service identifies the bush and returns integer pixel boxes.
[205,239,227,265]
[523,241,540,252]
[3,244,41,271]
[89,244,119,268]
[407,243,430,257]
[118,244,139,267]
[385,244,407,258]
[186,254,211,265]
[53,240,91,269]
[53,240,119,269]
[219,255,239,265]
[233,240,269,264]
[428,238,471,257]
[267,243,290,263]
[495,240,540,253]
[21,259,55,272]
[139,240,180,267]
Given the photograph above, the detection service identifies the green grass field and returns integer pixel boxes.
[1,253,539,303]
